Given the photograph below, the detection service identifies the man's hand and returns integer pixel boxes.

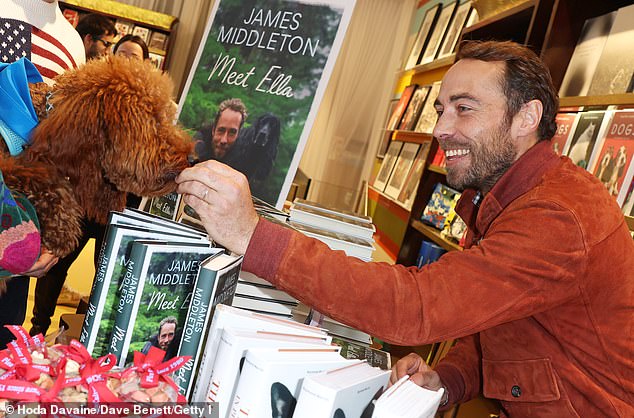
[176,160,259,255]
[390,353,444,391]
[24,249,58,278]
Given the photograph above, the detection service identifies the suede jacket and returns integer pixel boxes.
[242,141,634,417]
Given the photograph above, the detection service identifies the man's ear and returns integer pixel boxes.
[512,99,542,138]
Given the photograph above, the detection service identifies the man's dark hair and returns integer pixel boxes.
[457,40,558,141]
[213,98,248,130]
[75,13,117,40]
[113,34,150,60]
[158,316,177,333]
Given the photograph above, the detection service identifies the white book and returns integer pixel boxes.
[372,375,444,418]
[236,281,298,304]
[289,205,375,241]
[210,329,331,418]
[228,347,351,418]
[231,295,297,317]
[289,221,374,261]
[190,304,329,403]
[292,198,372,224]
[293,361,390,418]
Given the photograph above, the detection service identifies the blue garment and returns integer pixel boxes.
[0,58,43,155]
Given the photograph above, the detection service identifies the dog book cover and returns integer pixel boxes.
[177,0,356,208]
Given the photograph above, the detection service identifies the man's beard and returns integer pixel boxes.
[445,121,517,192]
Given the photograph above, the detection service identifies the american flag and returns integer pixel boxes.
[0,18,80,84]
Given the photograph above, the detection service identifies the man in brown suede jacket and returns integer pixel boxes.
[176,41,634,417]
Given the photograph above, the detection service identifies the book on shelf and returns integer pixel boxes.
[131,25,151,44]
[398,86,430,131]
[421,183,461,230]
[414,81,442,134]
[620,179,634,216]
[372,375,445,418]
[149,31,169,51]
[564,110,611,171]
[293,360,390,418]
[289,221,374,261]
[114,19,134,36]
[416,240,447,268]
[437,0,473,60]
[552,113,579,156]
[385,142,421,200]
[228,347,350,418]
[80,218,210,357]
[61,8,79,27]
[592,110,634,205]
[441,207,467,246]
[373,140,404,192]
[289,201,376,241]
[330,336,391,370]
[430,144,446,168]
[419,1,457,65]
[191,304,329,403]
[210,328,331,418]
[386,85,417,131]
[397,140,432,210]
[404,4,441,69]
[108,239,220,367]
[173,252,243,399]
[587,4,634,96]
[559,12,617,97]
[148,52,165,70]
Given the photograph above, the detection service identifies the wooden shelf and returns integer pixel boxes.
[559,94,634,108]
[60,0,177,31]
[400,54,456,77]
[462,0,536,45]
[427,164,447,175]
[410,219,463,252]
[391,130,433,144]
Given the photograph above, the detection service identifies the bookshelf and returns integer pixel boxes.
[59,0,178,71]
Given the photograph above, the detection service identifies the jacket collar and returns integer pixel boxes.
[455,140,560,247]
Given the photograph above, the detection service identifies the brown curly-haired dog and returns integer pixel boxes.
[0,56,193,264]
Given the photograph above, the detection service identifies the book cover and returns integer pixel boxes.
[592,111,634,204]
[293,361,390,418]
[399,86,430,132]
[228,347,350,418]
[421,183,461,230]
[404,4,441,69]
[231,294,297,317]
[559,12,617,97]
[552,113,578,156]
[292,198,372,224]
[149,52,165,70]
[563,111,606,169]
[121,207,208,237]
[419,1,457,65]
[132,25,151,44]
[149,31,169,51]
[81,221,209,357]
[287,202,376,240]
[236,281,299,304]
[331,336,391,370]
[321,315,373,345]
[114,19,134,36]
[397,140,432,210]
[414,81,441,134]
[177,0,356,207]
[173,252,243,399]
[191,304,329,403]
[588,4,634,95]
[386,85,417,131]
[385,142,421,200]
[437,1,472,60]
[209,329,330,418]
[373,140,403,192]
[109,240,219,367]
[148,192,181,220]
[372,375,444,418]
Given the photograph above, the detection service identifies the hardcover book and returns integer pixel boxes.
[149,31,169,51]
[437,0,472,60]
[293,361,390,418]
[61,9,80,28]
[385,142,421,200]
[209,329,330,418]
[108,240,220,367]
[591,110,634,204]
[419,1,457,65]
[191,304,329,403]
[231,294,296,317]
[114,19,134,36]
[372,375,444,418]
[552,113,579,156]
[228,347,350,418]
[288,202,376,241]
[587,4,634,95]
[148,192,181,220]
[397,140,432,210]
[386,85,418,131]
[236,280,299,305]
[404,4,441,69]
[559,12,617,97]
[331,336,391,370]
[373,140,404,192]
[148,52,165,71]
[414,81,442,134]
[288,221,374,261]
[421,183,461,230]
[80,220,209,357]
[563,111,609,170]
[292,198,372,224]
[398,86,430,131]
[173,252,243,399]
[131,25,151,44]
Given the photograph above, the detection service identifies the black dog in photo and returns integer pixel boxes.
[224,113,281,183]
[270,382,296,418]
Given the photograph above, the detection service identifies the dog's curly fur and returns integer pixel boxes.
[0,56,193,263]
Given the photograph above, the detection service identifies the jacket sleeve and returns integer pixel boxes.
[242,196,586,346]
[434,334,482,407]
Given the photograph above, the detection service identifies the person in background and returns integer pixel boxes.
[113,34,149,61]
[75,13,117,59]
[0,0,86,349]
[194,98,248,162]
[3,0,85,85]
[175,40,634,417]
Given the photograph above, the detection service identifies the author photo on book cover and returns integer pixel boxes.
[142,315,178,359]
[176,40,634,417]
